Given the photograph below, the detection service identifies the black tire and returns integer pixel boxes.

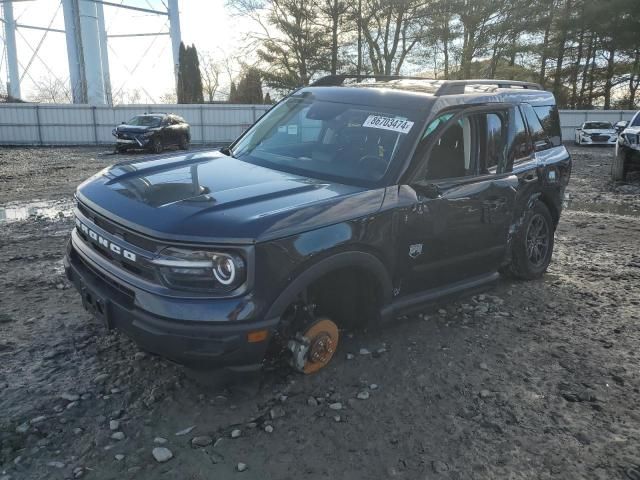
[612,147,627,181]
[179,134,190,150]
[502,201,554,280]
[151,137,163,154]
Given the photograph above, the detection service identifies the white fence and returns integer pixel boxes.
[0,104,271,146]
[0,103,636,146]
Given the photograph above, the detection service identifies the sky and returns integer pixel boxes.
[0,0,256,102]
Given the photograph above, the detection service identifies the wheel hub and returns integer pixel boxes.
[526,213,549,266]
[288,318,339,374]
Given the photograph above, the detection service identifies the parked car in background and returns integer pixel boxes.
[612,111,640,181]
[113,113,190,154]
[614,120,629,134]
[574,121,617,146]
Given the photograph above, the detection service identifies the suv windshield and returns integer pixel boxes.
[127,115,163,127]
[583,122,612,130]
[231,95,422,185]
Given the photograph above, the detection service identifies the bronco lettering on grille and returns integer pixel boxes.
[76,218,137,262]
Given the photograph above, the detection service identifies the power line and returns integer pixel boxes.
[17,1,61,83]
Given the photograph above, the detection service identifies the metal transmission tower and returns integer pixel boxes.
[2,0,21,99]
[1,0,182,104]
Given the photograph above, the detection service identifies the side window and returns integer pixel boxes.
[521,104,548,146]
[510,108,532,162]
[424,117,474,180]
[532,105,561,146]
[419,111,507,181]
[479,113,506,174]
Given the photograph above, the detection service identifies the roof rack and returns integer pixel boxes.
[433,79,543,95]
[310,75,543,94]
[311,74,434,86]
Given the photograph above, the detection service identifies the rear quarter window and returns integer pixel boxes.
[532,105,562,146]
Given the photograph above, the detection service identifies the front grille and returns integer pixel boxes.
[592,135,609,142]
[77,201,158,252]
[75,199,161,283]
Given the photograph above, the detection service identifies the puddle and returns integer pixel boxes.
[566,199,640,217]
[0,199,75,224]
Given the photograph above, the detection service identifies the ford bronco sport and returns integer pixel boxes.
[65,76,571,374]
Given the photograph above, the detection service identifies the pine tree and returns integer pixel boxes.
[177,42,204,104]
[229,82,238,102]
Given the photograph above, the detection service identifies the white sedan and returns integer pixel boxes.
[574,121,617,145]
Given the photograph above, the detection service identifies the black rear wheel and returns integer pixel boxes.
[502,201,554,280]
[612,148,628,181]
[179,134,190,150]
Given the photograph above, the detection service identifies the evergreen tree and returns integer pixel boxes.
[177,42,204,104]
[230,69,264,104]
[229,82,238,102]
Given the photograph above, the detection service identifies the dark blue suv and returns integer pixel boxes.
[65,77,571,374]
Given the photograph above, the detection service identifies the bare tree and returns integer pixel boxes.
[158,91,178,104]
[112,88,144,105]
[359,0,431,75]
[199,52,222,102]
[29,77,71,103]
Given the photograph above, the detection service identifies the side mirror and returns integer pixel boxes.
[121,121,125,124]
[615,120,628,133]
[413,182,441,199]
[534,138,552,152]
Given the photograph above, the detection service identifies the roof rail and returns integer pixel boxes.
[310,75,544,94]
[434,80,543,95]
[311,74,433,86]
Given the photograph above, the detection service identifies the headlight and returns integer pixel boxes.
[622,133,638,145]
[153,247,246,292]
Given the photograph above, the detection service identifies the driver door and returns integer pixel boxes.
[398,107,517,293]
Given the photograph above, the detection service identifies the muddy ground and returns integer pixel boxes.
[1,145,640,480]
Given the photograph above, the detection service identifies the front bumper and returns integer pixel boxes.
[64,238,279,370]
[114,135,153,148]
[577,135,616,145]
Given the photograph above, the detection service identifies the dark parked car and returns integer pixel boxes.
[66,76,571,375]
[612,111,640,181]
[112,113,190,154]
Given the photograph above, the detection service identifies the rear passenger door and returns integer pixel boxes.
[399,106,518,292]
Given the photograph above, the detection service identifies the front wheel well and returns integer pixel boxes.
[537,193,560,228]
[306,266,384,330]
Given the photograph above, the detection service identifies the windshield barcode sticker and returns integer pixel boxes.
[362,115,414,134]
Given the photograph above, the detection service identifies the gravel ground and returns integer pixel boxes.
[1,145,640,480]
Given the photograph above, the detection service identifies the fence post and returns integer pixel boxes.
[200,104,205,145]
[92,106,98,145]
[251,105,257,123]
[35,105,43,146]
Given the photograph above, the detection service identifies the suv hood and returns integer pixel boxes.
[76,151,384,244]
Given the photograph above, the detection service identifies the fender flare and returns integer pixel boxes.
[264,250,393,321]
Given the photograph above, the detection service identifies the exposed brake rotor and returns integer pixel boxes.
[288,318,339,374]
